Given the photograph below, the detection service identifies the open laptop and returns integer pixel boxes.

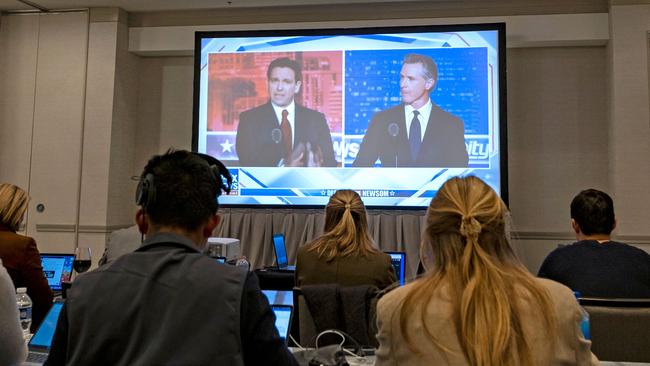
[271,304,293,344]
[24,300,64,365]
[272,233,295,271]
[40,254,74,292]
[262,290,294,306]
[385,251,406,286]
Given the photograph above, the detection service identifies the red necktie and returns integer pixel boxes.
[280,109,292,158]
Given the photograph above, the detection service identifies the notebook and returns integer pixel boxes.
[271,304,293,344]
[272,233,295,271]
[40,254,74,291]
[385,251,406,286]
[24,300,64,365]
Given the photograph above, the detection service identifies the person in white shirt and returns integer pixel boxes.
[0,258,27,365]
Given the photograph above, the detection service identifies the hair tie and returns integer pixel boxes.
[344,203,351,209]
[459,215,481,238]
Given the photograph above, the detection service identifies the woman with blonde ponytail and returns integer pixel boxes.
[375,176,598,366]
[296,190,395,289]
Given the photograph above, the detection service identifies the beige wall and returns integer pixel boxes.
[0,12,89,253]
[0,9,140,264]
[507,46,610,271]
[134,56,194,172]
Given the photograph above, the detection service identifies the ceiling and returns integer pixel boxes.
[1,0,415,12]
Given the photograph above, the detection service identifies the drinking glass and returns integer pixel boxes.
[73,247,92,275]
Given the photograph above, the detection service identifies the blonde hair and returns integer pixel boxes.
[307,190,378,261]
[398,176,556,366]
[0,184,29,231]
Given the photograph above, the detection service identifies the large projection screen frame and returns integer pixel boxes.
[192,22,508,209]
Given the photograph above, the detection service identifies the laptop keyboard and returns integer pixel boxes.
[27,352,48,363]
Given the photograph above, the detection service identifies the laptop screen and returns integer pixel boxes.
[262,290,293,306]
[272,234,288,268]
[40,254,74,291]
[386,251,406,286]
[271,304,292,343]
[29,301,64,349]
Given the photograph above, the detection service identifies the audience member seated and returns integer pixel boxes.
[374,176,598,365]
[45,150,297,366]
[0,258,27,365]
[538,189,650,298]
[295,189,396,289]
[97,225,140,266]
[98,153,233,267]
[0,183,53,332]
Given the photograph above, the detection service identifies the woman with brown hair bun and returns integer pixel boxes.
[375,176,598,366]
[296,189,395,289]
[0,183,53,332]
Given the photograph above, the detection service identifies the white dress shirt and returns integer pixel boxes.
[404,100,432,142]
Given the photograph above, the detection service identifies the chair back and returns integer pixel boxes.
[579,297,650,362]
[294,288,318,346]
[294,285,379,348]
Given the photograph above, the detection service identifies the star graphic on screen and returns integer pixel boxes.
[220,139,234,153]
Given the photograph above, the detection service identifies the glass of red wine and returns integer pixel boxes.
[73,247,92,275]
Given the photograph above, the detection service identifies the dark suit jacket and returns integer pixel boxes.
[295,246,396,290]
[352,103,468,167]
[236,102,337,167]
[0,225,53,332]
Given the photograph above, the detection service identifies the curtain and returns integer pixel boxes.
[215,208,427,279]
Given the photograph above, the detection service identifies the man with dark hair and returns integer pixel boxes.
[353,53,468,167]
[236,57,337,167]
[46,150,298,366]
[538,189,650,298]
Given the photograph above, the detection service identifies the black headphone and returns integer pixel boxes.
[135,154,230,209]
[135,173,156,209]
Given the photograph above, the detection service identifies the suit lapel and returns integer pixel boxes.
[263,102,284,163]
[394,105,413,164]
[396,105,409,151]
[294,104,307,146]
[265,102,280,126]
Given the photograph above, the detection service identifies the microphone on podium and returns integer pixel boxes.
[388,122,399,138]
[388,122,400,167]
[271,128,285,166]
[271,128,282,144]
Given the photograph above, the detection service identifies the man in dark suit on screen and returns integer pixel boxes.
[236,57,337,167]
[352,53,468,167]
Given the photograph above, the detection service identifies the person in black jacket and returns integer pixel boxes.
[353,53,468,168]
[46,150,298,366]
[538,189,650,298]
[236,57,337,167]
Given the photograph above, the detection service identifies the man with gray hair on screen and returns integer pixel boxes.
[353,53,468,168]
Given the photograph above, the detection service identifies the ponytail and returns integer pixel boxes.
[306,190,378,261]
[396,177,556,366]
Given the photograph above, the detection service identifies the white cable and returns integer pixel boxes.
[314,329,369,362]
[314,329,346,350]
[342,347,367,360]
[288,333,305,350]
